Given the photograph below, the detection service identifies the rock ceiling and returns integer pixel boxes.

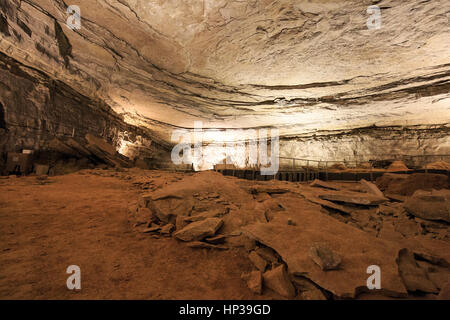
[0,0,449,141]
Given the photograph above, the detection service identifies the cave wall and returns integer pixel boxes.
[0,52,168,163]
[279,126,450,167]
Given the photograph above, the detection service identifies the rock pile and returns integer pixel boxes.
[129,171,449,299]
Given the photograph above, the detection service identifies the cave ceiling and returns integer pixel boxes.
[0,0,449,141]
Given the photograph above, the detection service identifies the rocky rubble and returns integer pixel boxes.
[128,171,449,299]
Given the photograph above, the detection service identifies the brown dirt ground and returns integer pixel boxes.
[0,170,275,300]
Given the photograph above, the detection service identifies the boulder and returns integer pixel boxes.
[397,249,439,294]
[173,218,223,241]
[403,189,450,222]
[263,265,296,298]
[377,173,448,196]
[309,243,342,271]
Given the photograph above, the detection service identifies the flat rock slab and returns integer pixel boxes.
[250,185,291,194]
[243,205,408,298]
[292,277,327,300]
[319,191,388,206]
[204,235,227,244]
[310,179,340,190]
[186,241,228,250]
[301,192,352,215]
[385,194,407,202]
[360,179,385,198]
[403,189,450,222]
[174,218,223,241]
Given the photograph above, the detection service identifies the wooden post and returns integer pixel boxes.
[325,161,328,181]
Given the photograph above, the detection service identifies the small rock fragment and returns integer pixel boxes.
[204,235,226,244]
[249,251,268,272]
[247,271,263,295]
[142,225,161,233]
[262,265,296,298]
[160,223,175,235]
[287,218,296,226]
[309,243,341,271]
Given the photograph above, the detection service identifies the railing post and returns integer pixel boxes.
[306,160,309,182]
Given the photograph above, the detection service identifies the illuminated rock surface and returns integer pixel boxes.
[0,0,448,162]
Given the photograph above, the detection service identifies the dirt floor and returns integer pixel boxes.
[0,169,271,299]
[0,168,448,300]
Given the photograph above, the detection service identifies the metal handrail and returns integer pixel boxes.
[279,155,450,163]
